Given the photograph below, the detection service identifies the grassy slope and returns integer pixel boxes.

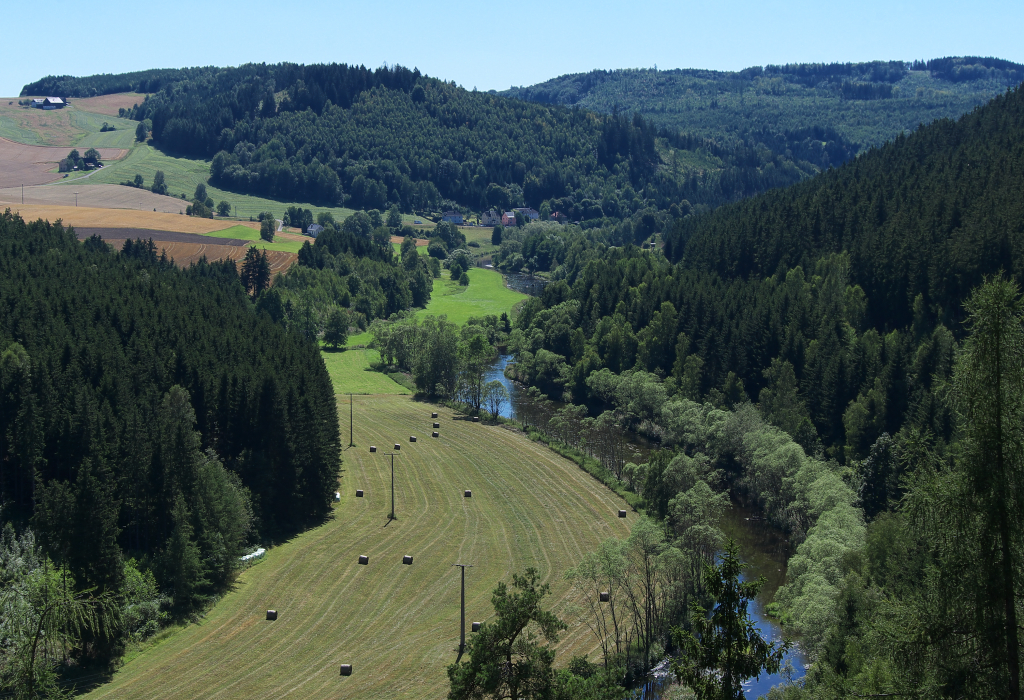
[336,268,526,392]
[85,394,634,700]
[321,348,411,395]
[56,143,358,221]
[413,267,527,326]
[206,225,304,253]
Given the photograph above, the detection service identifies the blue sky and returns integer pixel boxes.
[2,0,1022,97]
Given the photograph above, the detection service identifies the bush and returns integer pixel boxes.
[459,272,470,286]
[449,262,463,280]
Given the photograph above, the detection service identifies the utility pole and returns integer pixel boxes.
[349,393,354,447]
[74,192,78,207]
[371,448,400,520]
[452,563,473,663]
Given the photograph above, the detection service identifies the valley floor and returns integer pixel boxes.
[85,394,632,700]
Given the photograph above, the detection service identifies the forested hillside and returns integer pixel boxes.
[505,57,1022,196]
[0,212,340,678]
[506,83,1023,462]
[486,82,1024,697]
[21,62,846,222]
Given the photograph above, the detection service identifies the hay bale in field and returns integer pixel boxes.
[410,436,417,442]
[403,555,413,565]
[356,489,364,497]
[471,622,481,632]
[340,664,352,676]
[266,609,278,620]
[600,592,609,602]
[464,490,472,498]
[334,491,341,502]
[358,555,369,565]
[370,445,377,453]
[432,412,438,418]
[472,416,479,422]
[432,431,439,438]
[618,510,627,518]
[394,444,401,451]
[433,422,440,428]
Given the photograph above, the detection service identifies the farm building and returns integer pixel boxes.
[441,210,464,224]
[306,223,323,238]
[481,209,501,226]
[32,97,65,110]
[501,211,517,227]
[514,207,539,221]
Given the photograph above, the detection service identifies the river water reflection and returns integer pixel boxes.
[484,353,805,696]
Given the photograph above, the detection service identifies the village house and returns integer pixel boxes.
[441,210,464,224]
[306,223,323,238]
[550,211,568,224]
[481,209,501,226]
[501,211,517,227]
[513,207,539,221]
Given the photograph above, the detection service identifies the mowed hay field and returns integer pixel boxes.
[0,140,128,188]
[85,395,634,700]
[0,101,137,147]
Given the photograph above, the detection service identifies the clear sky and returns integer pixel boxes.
[2,0,1022,97]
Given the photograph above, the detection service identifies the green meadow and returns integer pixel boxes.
[205,225,304,253]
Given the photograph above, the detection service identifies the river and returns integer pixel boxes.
[484,353,805,696]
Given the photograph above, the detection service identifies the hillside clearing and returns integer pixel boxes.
[84,394,633,700]
[69,93,148,116]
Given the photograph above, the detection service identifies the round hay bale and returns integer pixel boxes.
[432,431,439,438]
[618,510,627,518]
[433,422,440,429]
[464,490,472,498]
[600,591,610,602]
[394,444,401,451]
[403,555,413,565]
[340,664,352,676]
[432,412,438,419]
[370,445,377,453]
[334,491,341,502]
[358,555,369,565]
[266,609,278,620]
[356,489,364,497]
[471,621,481,632]
[410,436,417,442]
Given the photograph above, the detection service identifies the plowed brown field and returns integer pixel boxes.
[0,141,128,188]
[90,238,297,272]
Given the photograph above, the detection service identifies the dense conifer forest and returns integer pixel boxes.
[0,213,340,678]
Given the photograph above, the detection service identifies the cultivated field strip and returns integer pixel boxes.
[86,395,633,700]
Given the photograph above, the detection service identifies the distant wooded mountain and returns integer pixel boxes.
[504,57,1022,172]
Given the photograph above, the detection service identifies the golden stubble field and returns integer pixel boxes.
[85,395,635,700]
[0,185,197,215]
